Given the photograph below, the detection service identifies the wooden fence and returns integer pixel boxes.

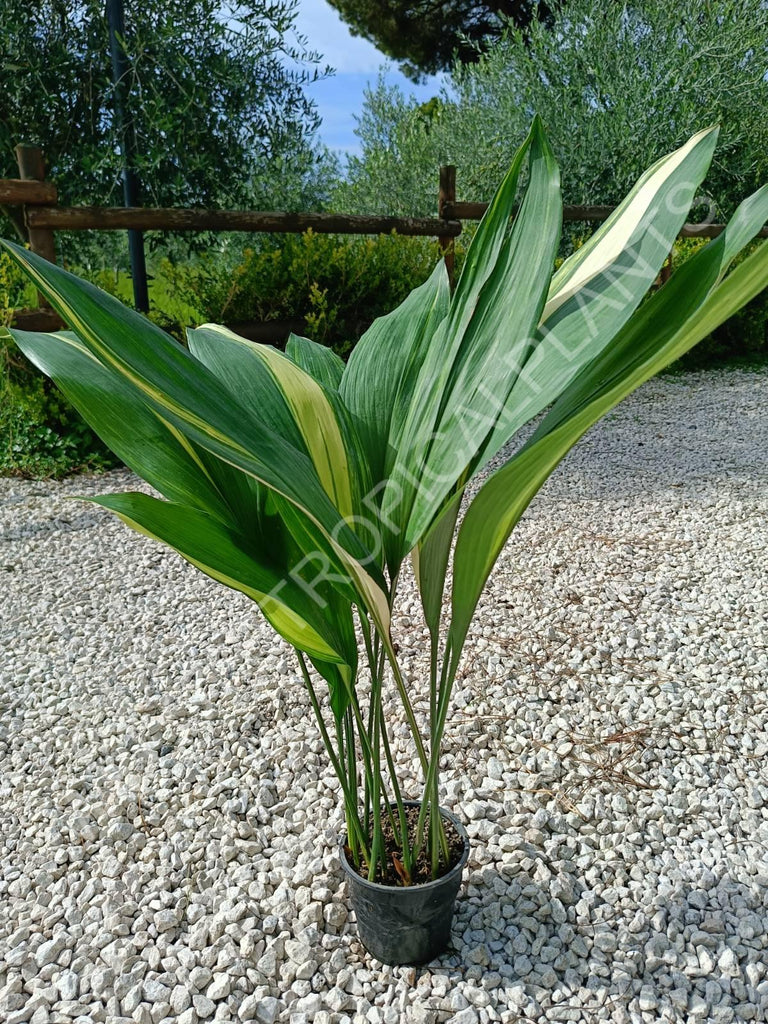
[3,144,767,337]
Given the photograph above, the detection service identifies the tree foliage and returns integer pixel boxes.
[335,0,768,218]
[325,0,545,79]
[0,0,334,262]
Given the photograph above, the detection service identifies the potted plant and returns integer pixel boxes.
[3,120,767,965]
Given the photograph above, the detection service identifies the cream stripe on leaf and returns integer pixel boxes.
[285,333,345,391]
[186,324,306,449]
[471,125,720,472]
[189,324,371,545]
[544,126,718,317]
[238,341,355,522]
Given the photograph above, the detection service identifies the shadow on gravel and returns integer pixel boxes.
[0,508,106,542]
[540,422,768,504]
[407,864,768,1021]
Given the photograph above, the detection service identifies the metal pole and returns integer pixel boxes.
[106,0,149,312]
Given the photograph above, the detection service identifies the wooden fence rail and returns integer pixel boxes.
[0,180,58,206]
[443,199,768,238]
[3,147,767,337]
[25,205,461,238]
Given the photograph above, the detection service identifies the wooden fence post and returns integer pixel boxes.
[15,144,57,312]
[438,165,456,290]
[15,145,57,265]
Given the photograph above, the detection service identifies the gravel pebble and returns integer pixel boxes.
[2,369,767,1023]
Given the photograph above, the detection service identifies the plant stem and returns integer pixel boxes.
[359,609,409,879]
[379,709,406,850]
[335,717,358,863]
[413,650,454,866]
[363,684,375,832]
[359,613,377,836]
[381,638,429,776]
[337,626,404,877]
[360,613,404,847]
[295,651,370,864]
[368,681,385,881]
[344,707,359,832]
[429,629,439,743]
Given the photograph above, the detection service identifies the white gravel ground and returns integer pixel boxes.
[1,367,767,1024]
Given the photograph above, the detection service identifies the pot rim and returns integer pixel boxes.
[338,799,470,893]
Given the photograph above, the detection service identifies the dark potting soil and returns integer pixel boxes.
[348,805,465,887]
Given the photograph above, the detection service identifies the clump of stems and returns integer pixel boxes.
[296,598,456,884]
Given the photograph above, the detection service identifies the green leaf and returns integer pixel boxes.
[309,658,356,723]
[340,260,450,491]
[476,126,721,463]
[374,122,532,556]
[285,333,345,390]
[189,323,376,555]
[92,491,356,669]
[43,335,363,721]
[448,194,768,669]
[547,128,717,306]
[5,328,236,523]
[411,494,461,642]
[186,324,306,450]
[530,185,768,444]
[365,117,559,570]
[0,240,390,621]
[414,126,723,640]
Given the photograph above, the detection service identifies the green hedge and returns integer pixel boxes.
[0,252,116,477]
[670,238,768,368]
[1,231,766,479]
[1,338,118,479]
[160,230,450,355]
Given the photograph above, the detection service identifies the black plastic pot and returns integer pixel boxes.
[338,801,470,965]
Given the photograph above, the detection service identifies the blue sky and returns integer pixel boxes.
[292,0,442,155]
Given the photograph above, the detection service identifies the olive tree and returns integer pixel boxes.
[0,0,335,263]
[336,0,768,218]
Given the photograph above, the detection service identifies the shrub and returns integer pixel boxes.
[161,230,457,355]
[337,0,768,219]
[0,252,118,477]
[6,121,768,892]
[670,239,768,368]
[0,342,119,478]
[0,249,35,323]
